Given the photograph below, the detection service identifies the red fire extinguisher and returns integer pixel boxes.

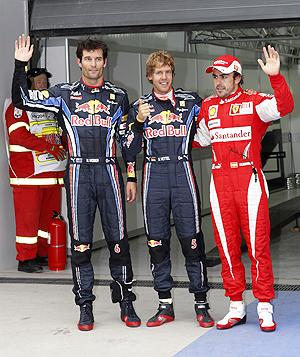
[48,211,67,271]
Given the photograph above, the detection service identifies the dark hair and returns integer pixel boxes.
[233,71,244,86]
[76,38,108,62]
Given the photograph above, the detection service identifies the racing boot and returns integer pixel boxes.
[257,302,276,332]
[195,301,215,328]
[120,299,141,327]
[146,302,175,327]
[216,300,246,330]
[78,302,94,331]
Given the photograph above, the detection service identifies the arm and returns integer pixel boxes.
[255,45,294,122]
[6,104,66,161]
[12,35,62,113]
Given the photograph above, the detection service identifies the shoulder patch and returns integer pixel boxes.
[103,81,126,95]
[175,89,197,100]
[14,107,23,119]
[133,93,153,106]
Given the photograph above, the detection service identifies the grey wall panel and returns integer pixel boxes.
[31,0,300,34]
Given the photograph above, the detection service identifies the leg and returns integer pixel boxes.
[37,186,61,258]
[239,171,274,301]
[210,174,246,300]
[98,164,140,327]
[143,163,172,295]
[13,187,40,261]
[66,165,96,306]
[239,170,275,332]
[172,161,213,327]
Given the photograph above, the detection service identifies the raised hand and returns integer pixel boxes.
[136,98,154,123]
[257,45,280,76]
[15,34,33,62]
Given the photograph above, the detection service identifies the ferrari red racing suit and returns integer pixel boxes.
[193,73,294,301]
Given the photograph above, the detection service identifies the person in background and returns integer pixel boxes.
[122,50,214,328]
[193,46,294,332]
[5,67,67,273]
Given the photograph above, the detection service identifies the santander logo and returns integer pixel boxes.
[210,126,252,143]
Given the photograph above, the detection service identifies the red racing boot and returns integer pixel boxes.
[216,301,246,330]
[78,302,94,331]
[146,303,175,327]
[257,302,276,332]
[195,302,215,328]
[120,299,141,327]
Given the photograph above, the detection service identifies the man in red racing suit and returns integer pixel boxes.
[193,46,294,332]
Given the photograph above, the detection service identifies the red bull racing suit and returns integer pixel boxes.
[12,60,135,305]
[123,89,209,299]
[193,74,294,301]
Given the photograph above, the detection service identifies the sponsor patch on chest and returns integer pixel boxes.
[208,119,221,129]
[229,102,253,115]
[210,126,252,143]
[208,105,218,119]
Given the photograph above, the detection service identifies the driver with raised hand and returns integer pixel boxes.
[193,45,294,332]
[12,34,141,331]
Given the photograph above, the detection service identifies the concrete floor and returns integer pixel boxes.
[1,187,300,356]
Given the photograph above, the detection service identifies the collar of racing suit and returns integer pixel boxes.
[153,88,176,107]
[79,78,105,92]
[218,85,243,104]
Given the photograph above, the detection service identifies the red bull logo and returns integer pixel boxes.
[71,114,112,128]
[148,240,162,248]
[74,244,90,252]
[145,125,186,139]
[75,100,110,115]
[148,110,182,125]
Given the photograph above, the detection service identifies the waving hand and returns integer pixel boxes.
[15,34,33,62]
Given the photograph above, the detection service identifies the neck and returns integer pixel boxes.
[82,76,104,88]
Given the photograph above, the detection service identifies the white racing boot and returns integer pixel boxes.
[257,302,276,332]
[216,300,246,330]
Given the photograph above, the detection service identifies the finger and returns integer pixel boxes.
[257,58,264,69]
[262,46,269,60]
[29,44,34,56]
[138,98,143,107]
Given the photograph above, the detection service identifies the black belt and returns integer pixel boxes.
[69,157,116,165]
[145,154,191,163]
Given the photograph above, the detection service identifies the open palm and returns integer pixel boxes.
[15,34,33,62]
[257,45,280,76]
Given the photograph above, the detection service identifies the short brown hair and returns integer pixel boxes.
[146,50,175,78]
[76,38,108,62]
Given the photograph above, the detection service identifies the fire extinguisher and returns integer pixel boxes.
[48,211,66,271]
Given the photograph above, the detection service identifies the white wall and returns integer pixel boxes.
[0,0,28,269]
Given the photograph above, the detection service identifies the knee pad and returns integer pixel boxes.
[147,238,170,264]
[71,241,92,266]
[107,240,131,266]
[179,236,204,262]
[110,280,136,303]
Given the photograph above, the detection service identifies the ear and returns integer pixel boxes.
[77,58,82,69]
[147,75,152,82]
[234,74,241,84]
[103,58,107,68]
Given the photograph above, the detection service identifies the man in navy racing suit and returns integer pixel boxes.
[122,50,214,328]
[12,34,140,331]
